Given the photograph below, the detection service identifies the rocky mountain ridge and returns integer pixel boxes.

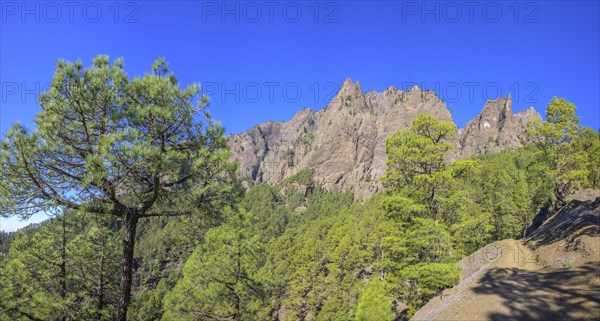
[227,78,541,198]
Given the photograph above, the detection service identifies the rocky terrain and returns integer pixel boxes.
[458,95,540,157]
[411,197,600,321]
[228,78,541,198]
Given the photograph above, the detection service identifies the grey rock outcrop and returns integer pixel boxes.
[227,78,541,199]
[457,95,541,158]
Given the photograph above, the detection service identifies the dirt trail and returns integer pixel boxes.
[412,239,600,321]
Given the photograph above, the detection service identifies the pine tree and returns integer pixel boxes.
[0,56,238,320]
[399,263,460,318]
[526,97,589,209]
[162,209,267,321]
[355,279,393,321]
[577,127,600,189]
[382,114,474,223]
[67,218,121,320]
[0,214,73,320]
[0,212,121,320]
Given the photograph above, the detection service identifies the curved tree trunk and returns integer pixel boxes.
[552,180,569,211]
[118,211,139,321]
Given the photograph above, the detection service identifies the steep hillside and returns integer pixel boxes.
[412,198,600,321]
[228,78,540,198]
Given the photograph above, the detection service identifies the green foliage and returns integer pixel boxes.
[383,114,457,191]
[382,114,475,222]
[527,240,538,250]
[0,139,563,320]
[284,168,315,186]
[398,263,460,318]
[470,151,541,239]
[0,212,121,320]
[2,64,592,321]
[450,210,494,256]
[563,259,575,268]
[162,209,267,321]
[576,127,600,189]
[0,55,238,319]
[402,218,455,264]
[262,197,397,320]
[153,114,564,320]
[363,173,372,182]
[134,215,207,288]
[128,275,178,321]
[355,279,394,321]
[526,97,589,208]
[0,231,17,255]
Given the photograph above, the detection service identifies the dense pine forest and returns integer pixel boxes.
[1,58,599,321]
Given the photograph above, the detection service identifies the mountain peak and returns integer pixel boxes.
[516,106,542,121]
[383,85,400,95]
[229,79,537,198]
[458,94,533,158]
[408,84,421,92]
[327,77,367,112]
[477,96,513,125]
[339,77,362,94]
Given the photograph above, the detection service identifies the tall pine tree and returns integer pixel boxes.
[0,56,238,320]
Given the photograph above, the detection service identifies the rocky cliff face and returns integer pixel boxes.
[227,78,541,198]
[457,95,541,158]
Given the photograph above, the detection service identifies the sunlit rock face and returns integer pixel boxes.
[228,79,541,199]
[457,95,541,158]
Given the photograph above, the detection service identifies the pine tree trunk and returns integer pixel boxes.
[552,180,567,210]
[431,187,439,224]
[234,240,242,321]
[61,215,67,321]
[118,211,139,321]
[97,239,105,320]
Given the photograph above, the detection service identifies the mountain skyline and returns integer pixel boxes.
[228,77,541,198]
[2,1,599,232]
[1,77,546,231]
[2,2,599,138]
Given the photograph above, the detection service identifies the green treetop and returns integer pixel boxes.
[382,114,474,223]
[526,97,589,209]
[0,56,238,320]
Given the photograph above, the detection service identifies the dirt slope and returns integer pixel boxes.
[412,199,600,321]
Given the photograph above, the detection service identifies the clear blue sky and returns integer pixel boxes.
[1,1,599,231]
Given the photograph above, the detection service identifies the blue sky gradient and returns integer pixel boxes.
[1,1,599,231]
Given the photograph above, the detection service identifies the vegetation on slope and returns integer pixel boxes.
[1,57,598,320]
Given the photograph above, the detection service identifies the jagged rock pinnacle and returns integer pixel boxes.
[228,79,540,198]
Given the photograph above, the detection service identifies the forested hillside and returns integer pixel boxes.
[1,58,599,321]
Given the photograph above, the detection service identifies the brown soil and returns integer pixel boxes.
[412,198,600,321]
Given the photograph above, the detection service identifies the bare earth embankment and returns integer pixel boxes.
[412,198,600,321]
